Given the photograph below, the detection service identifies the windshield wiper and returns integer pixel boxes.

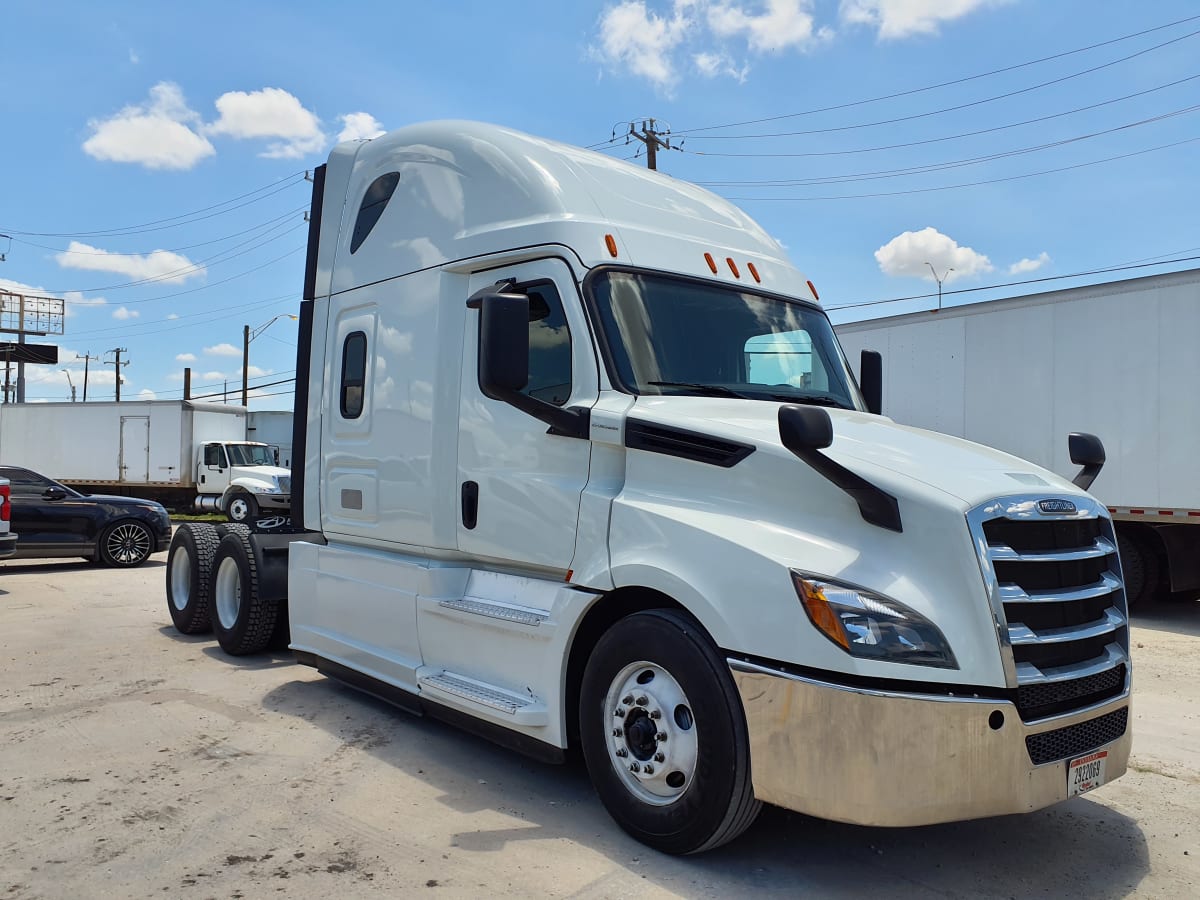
[760,391,851,409]
[646,381,753,399]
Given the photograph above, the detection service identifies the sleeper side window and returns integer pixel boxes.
[341,331,368,419]
[350,172,400,254]
[522,282,572,407]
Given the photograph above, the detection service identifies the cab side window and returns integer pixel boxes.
[0,467,51,497]
[523,282,572,407]
[203,445,227,468]
[341,331,368,418]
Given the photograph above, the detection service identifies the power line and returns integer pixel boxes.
[0,172,309,238]
[723,135,1200,201]
[66,294,296,341]
[674,14,1200,136]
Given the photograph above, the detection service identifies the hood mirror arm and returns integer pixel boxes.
[1068,432,1105,491]
[778,404,903,533]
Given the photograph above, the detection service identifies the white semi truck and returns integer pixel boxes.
[0,400,290,521]
[164,121,1133,854]
[835,267,1200,607]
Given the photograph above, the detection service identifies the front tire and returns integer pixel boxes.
[98,520,155,568]
[211,531,278,656]
[165,523,220,634]
[226,492,258,524]
[579,609,761,855]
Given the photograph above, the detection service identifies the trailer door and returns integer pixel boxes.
[119,416,150,483]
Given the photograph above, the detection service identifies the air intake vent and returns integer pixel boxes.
[625,420,755,468]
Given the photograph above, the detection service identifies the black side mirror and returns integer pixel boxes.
[778,404,833,453]
[43,486,67,501]
[860,350,882,415]
[1068,432,1105,491]
[472,290,530,397]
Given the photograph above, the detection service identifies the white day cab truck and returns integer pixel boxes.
[164,122,1133,854]
[835,267,1200,608]
[0,400,291,522]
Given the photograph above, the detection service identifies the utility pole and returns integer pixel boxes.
[76,352,99,401]
[183,367,192,400]
[105,348,129,402]
[242,323,250,407]
[626,118,673,171]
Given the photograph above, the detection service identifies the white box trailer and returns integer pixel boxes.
[246,410,294,468]
[0,400,291,520]
[163,121,1134,854]
[835,267,1200,604]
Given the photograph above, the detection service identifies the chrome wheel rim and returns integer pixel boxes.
[107,523,152,565]
[170,546,191,610]
[604,661,698,806]
[214,556,242,630]
[228,497,249,521]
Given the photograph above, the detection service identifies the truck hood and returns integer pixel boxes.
[629,396,1085,508]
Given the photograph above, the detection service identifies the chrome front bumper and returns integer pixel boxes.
[729,659,1132,827]
[257,493,291,510]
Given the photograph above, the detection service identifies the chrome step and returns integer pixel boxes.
[437,597,547,626]
[419,672,530,715]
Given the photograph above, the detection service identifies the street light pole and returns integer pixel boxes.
[926,262,954,311]
[242,314,299,407]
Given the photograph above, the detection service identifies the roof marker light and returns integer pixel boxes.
[605,234,618,258]
[726,258,740,278]
[704,252,718,273]
[806,279,820,301]
[747,262,761,283]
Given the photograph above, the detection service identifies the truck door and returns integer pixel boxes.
[119,416,150,483]
[197,443,232,496]
[457,258,596,572]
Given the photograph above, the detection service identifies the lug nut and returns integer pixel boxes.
[614,707,626,718]
[612,728,622,737]
[635,696,648,706]
[643,764,654,775]
[654,752,665,763]
[615,748,628,757]
[656,732,667,742]
[649,709,661,719]
[622,695,634,705]
[629,762,641,773]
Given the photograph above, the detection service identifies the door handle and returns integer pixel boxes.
[461,481,479,530]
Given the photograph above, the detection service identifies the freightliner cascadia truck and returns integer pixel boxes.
[164,121,1133,854]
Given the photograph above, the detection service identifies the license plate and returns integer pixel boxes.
[1067,750,1108,796]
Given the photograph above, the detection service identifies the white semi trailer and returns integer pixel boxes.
[836,267,1200,606]
[164,122,1133,854]
[0,400,290,521]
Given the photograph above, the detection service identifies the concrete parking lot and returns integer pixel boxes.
[1,552,1197,899]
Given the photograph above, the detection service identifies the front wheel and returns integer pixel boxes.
[99,520,155,567]
[579,609,761,855]
[226,492,258,524]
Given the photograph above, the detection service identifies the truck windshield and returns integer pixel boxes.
[588,270,862,410]
[225,443,276,466]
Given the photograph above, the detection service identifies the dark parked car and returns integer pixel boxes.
[0,466,171,567]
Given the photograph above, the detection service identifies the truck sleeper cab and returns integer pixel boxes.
[169,121,1132,854]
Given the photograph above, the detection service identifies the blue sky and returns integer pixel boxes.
[1,1,1197,407]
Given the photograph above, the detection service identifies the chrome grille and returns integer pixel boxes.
[277,476,291,493]
[968,497,1130,725]
[1026,707,1129,765]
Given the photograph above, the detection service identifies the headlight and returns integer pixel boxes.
[249,482,280,494]
[791,570,957,669]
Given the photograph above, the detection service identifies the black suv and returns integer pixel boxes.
[0,466,171,567]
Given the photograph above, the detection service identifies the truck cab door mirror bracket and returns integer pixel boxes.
[778,404,903,532]
[468,287,590,440]
[1068,432,1105,491]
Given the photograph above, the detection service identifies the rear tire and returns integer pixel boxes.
[211,531,278,656]
[165,523,220,634]
[1117,531,1159,607]
[579,609,761,855]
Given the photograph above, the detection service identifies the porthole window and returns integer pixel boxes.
[340,331,367,418]
[350,172,400,254]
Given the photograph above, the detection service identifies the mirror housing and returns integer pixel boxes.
[1068,432,1105,491]
[860,350,882,415]
[778,404,833,453]
[473,290,530,397]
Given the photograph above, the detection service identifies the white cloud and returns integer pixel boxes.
[137,388,157,400]
[55,240,205,284]
[708,0,821,53]
[693,51,749,80]
[874,227,993,282]
[594,1,695,90]
[206,87,326,159]
[839,0,1005,40]
[176,352,197,362]
[82,82,215,170]
[166,312,180,320]
[337,112,386,142]
[202,371,226,381]
[1009,252,1050,275]
[204,342,242,357]
[246,365,272,378]
[112,306,140,320]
